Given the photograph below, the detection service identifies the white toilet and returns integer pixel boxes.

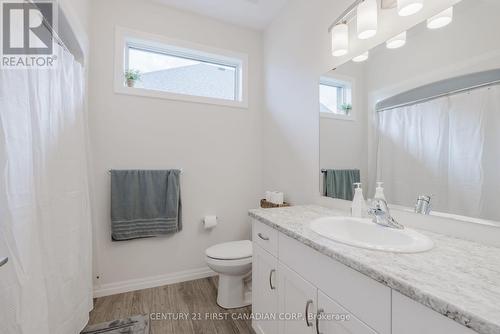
[206,240,252,309]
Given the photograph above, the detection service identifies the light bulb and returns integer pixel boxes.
[352,51,369,62]
[357,0,378,40]
[386,31,407,49]
[427,7,453,29]
[397,0,423,17]
[332,23,349,57]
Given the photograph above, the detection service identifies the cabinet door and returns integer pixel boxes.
[278,263,317,334]
[317,290,377,334]
[252,243,279,334]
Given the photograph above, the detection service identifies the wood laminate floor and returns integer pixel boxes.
[88,276,255,334]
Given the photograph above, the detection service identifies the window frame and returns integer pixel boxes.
[319,75,355,121]
[114,27,249,108]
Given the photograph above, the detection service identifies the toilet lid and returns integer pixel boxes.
[206,240,252,260]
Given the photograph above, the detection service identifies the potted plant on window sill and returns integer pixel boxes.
[124,69,141,88]
[340,103,352,115]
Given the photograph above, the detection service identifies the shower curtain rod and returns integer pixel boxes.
[375,69,500,112]
[28,0,71,54]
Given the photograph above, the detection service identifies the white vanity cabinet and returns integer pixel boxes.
[317,291,378,334]
[392,291,476,334]
[252,243,279,334]
[277,263,317,334]
[252,219,388,334]
[277,232,391,334]
[251,219,479,334]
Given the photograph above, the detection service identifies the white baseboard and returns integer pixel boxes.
[93,266,217,298]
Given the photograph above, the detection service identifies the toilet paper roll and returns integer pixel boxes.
[203,215,218,229]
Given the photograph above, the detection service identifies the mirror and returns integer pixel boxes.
[320,0,500,223]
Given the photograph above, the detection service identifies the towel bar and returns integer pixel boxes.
[108,169,183,174]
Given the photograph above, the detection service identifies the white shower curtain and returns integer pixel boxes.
[376,85,500,221]
[0,45,92,333]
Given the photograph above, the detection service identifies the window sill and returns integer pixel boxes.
[114,85,249,109]
[320,112,355,121]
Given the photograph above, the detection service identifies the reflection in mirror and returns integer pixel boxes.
[319,76,353,119]
[319,0,500,223]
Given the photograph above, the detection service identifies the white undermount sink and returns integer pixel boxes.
[309,217,434,253]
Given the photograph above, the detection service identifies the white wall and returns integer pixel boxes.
[263,0,352,205]
[88,0,263,295]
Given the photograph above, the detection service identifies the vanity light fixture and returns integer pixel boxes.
[352,51,369,62]
[386,31,407,49]
[357,0,378,40]
[397,0,423,17]
[427,7,453,29]
[332,23,349,57]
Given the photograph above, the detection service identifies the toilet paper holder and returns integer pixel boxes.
[203,215,218,229]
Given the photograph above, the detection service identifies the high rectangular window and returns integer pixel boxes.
[126,44,239,101]
[115,28,248,108]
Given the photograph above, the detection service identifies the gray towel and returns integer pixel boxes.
[323,169,360,201]
[111,170,182,241]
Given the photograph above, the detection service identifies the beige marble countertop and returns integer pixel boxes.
[249,205,500,334]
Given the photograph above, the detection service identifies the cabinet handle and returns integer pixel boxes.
[316,308,324,334]
[258,233,269,241]
[269,269,276,290]
[305,300,313,327]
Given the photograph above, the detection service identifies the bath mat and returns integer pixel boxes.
[81,315,150,334]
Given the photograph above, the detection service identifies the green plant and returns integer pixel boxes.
[340,103,352,113]
[124,69,142,82]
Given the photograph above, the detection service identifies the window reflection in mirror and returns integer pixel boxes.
[319,77,352,117]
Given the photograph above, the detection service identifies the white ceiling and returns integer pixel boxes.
[152,0,289,30]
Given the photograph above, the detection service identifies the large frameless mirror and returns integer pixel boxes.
[320,0,500,224]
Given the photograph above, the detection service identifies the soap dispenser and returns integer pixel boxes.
[374,181,386,201]
[351,183,367,218]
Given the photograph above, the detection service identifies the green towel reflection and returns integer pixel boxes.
[323,169,360,201]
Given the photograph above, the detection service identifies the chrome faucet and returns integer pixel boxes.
[368,198,404,229]
[415,195,432,215]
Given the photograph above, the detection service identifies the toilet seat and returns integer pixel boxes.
[206,240,252,260]
[206,256,252,268]
[205,240,252,309]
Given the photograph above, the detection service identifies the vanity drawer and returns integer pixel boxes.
[278,233,391,334]
[252,219,279,257]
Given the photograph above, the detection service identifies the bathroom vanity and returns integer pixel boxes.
[250,206,500,334]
